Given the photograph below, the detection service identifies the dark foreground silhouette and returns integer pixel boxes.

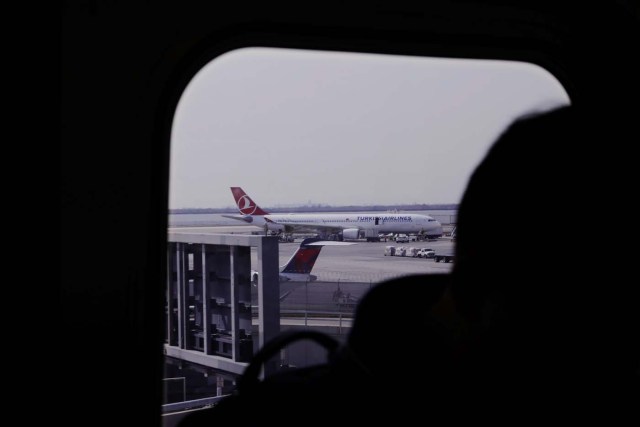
[179,105,639,425]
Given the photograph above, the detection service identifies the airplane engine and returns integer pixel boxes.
[266,222,285,232]
[342,228,360,240]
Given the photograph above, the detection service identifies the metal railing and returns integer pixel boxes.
[161,395,227,413]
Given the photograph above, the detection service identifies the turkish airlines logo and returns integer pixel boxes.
[238,195,257,215]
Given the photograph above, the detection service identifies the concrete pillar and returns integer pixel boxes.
[200,244,210,355]
[230,246,250,362]
[256,237,279,377]
[176,243,188,349]
[167,243,177,346]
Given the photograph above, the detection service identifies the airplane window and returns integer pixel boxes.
[165,47,570,407]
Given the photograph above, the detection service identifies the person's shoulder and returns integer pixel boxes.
[509,105,576,136]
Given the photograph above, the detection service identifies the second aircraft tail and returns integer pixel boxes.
[280,238,356,280]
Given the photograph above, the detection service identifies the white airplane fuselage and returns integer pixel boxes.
[246,213,443,237]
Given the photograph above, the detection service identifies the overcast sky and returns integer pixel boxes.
[170,47,570,209]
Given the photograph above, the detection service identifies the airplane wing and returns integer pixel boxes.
[303,241,357,246]
[221,214,255,223]
[277,222,350,235]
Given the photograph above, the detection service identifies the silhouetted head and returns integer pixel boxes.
[454,106,584,308]
[450,105,639,384]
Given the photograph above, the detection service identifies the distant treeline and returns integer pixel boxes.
[170,204,459,214]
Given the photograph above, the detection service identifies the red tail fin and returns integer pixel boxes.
[230,187,269,215]
[280,238,323,274]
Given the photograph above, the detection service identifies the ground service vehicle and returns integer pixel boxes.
[417,248,435,258]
